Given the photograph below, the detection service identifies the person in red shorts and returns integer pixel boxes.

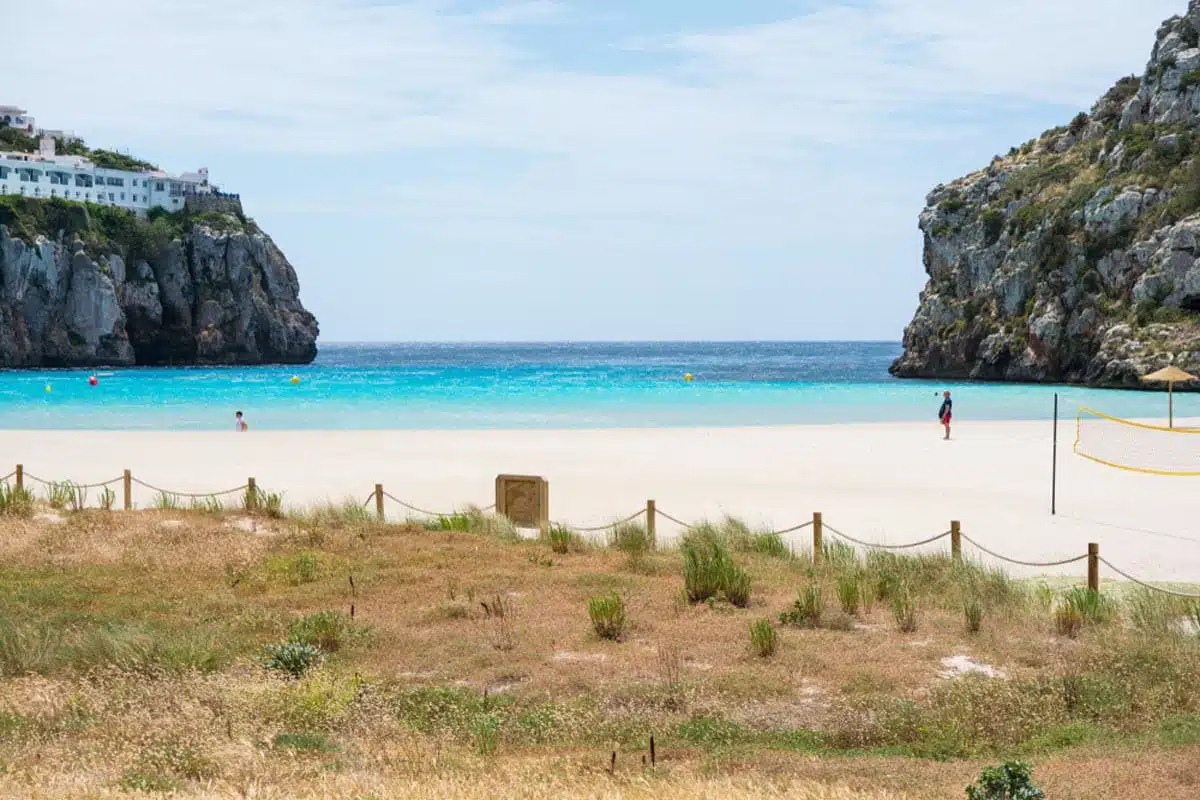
[938,391,952,440]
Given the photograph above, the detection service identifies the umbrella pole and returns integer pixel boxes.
[1170,383,1174,429]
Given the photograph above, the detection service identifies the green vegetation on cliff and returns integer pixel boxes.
[0,126,157,171]
[0,195,256,265]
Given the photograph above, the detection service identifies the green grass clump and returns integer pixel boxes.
[189,494,224,514]
[263,642,322,679]
[891,585,918,633]
[99,486,116,511]
[836,574,861,616]
[46,481,86,511]
[587,592,627,641]
[542,523,582,554]
[965,596,983,634]
[779,584,824,628]
[287,611,354,653]
[0,482,34,516]
[265,552,322,586]
[681,534,751,607]
[749,619,777,658]
[609,521,653,558]
[1125,587,1187,636]
[154,491,183,511]
[245,486,284,518]
[429,507,522,542]
[1061,587,1116,626]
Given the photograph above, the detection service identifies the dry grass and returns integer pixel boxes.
[0,507,1199,798]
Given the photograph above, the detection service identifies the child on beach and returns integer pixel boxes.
[235,411,248,432]
[938,391,952,440]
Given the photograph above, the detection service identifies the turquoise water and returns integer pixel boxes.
[0,342,1194,430]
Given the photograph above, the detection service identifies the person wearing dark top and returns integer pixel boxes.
[938,391,952,440]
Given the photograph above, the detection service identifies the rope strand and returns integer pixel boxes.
[1099,558,1200,598]
[823,523,951,551]
[23,473,126,490]
[560,508,647,533]
[959,534,1088,568]
[130,477,249,499]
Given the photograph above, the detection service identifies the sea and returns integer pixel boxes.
[0,342,1193,430]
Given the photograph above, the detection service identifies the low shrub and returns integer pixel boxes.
[966,760,1045,800]
[587,592,626,641]
[780,584,824,628]
[749,619,777,658]
[263,642,322,679]
[470,713,500,755]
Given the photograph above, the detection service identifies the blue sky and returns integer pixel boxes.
[4,0,1184,342]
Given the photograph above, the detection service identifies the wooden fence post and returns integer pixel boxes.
[812,512,823,564]
[375,483,385,521]
[247,477,257,512]
[123,470,132,511]
[950,520,961,563]
[1088,543,1099,592]
[646,499,656,548]
[15,464,22,490]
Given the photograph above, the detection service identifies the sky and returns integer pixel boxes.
[1,0,1186,342]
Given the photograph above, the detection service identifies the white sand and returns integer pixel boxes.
[2,420,1197,584]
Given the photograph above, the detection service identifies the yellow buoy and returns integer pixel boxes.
[290,375,300,385]
[684,373,693,382]
[45,384,51,393]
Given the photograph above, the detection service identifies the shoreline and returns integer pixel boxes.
[1,421,1196,584]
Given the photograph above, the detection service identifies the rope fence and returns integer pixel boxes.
[2,463,1196,599]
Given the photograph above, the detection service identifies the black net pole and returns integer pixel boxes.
[1052,392,1058,516]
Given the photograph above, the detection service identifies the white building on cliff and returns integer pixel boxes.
[0,105,230,215]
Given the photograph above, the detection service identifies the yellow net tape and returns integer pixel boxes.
[1074,406,1200,476]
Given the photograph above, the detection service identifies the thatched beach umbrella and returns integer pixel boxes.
[1141,366,1198,428]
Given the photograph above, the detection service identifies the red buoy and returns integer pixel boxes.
[88,375,98,387]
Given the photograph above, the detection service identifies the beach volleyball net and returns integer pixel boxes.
[1073,407,1200,476]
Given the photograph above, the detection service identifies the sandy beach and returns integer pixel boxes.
[2,419,1196,584]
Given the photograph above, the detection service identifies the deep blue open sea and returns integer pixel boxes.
[0,342,1193,430]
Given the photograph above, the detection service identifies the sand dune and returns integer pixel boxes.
[2,419,1196,583]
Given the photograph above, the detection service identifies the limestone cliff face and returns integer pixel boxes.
[891,1,1200,387]
[0,217,318,367]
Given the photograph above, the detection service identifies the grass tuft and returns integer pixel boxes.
[748,618,777,658]
[836,574,861,616]
[0,481,34,516]
[891,585,918,633]
[587,592,626,641]
[779,584,824,628]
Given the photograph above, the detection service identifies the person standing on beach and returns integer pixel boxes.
[938,391,952,440]
[235,411,248,432]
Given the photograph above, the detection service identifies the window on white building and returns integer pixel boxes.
[109,193,115,201]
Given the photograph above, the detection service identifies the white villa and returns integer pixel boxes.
[0,138,216,215]
[0,105,225,215]
[0,105,35,134]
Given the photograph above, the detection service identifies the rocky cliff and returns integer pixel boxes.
[891,1,1200,387]
[0,201,317,367]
